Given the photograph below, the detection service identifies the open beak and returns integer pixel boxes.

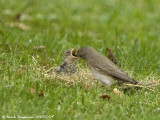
[71,47,78,57]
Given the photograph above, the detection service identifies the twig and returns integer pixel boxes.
[122,83,155,92]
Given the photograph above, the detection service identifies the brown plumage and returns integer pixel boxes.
[77,46,139,85]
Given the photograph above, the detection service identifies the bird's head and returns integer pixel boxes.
[73,46,94,60]
[64,47,78,64]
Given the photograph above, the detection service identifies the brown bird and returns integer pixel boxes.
[75,46,139,86]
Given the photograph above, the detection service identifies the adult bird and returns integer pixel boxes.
[75,46,139,86]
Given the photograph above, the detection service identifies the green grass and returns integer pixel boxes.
[0,0,160,119]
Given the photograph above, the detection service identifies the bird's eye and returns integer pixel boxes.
[65,51,70,55]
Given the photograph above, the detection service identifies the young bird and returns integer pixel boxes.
[76,46,139,86]
[55,48,78,74]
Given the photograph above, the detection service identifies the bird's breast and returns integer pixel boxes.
[90,67,115,86]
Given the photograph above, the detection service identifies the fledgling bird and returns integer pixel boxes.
[55,47,78,74]
[75,46,139,86]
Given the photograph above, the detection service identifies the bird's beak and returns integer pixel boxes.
[71,47,78,57]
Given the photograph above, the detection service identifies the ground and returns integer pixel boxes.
[0,0,160,120]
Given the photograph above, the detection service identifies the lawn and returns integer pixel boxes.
[0,0,160,119]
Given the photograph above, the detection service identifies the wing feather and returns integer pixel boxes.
[87,53,138,84]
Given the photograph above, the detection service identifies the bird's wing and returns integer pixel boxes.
[88,57,138,84]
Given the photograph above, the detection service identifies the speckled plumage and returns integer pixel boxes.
[55,48,78,74]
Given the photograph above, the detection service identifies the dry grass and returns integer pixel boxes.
[31,56,102,88]
[31,56,160,91]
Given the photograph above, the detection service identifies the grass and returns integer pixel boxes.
[0,0,160,119]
